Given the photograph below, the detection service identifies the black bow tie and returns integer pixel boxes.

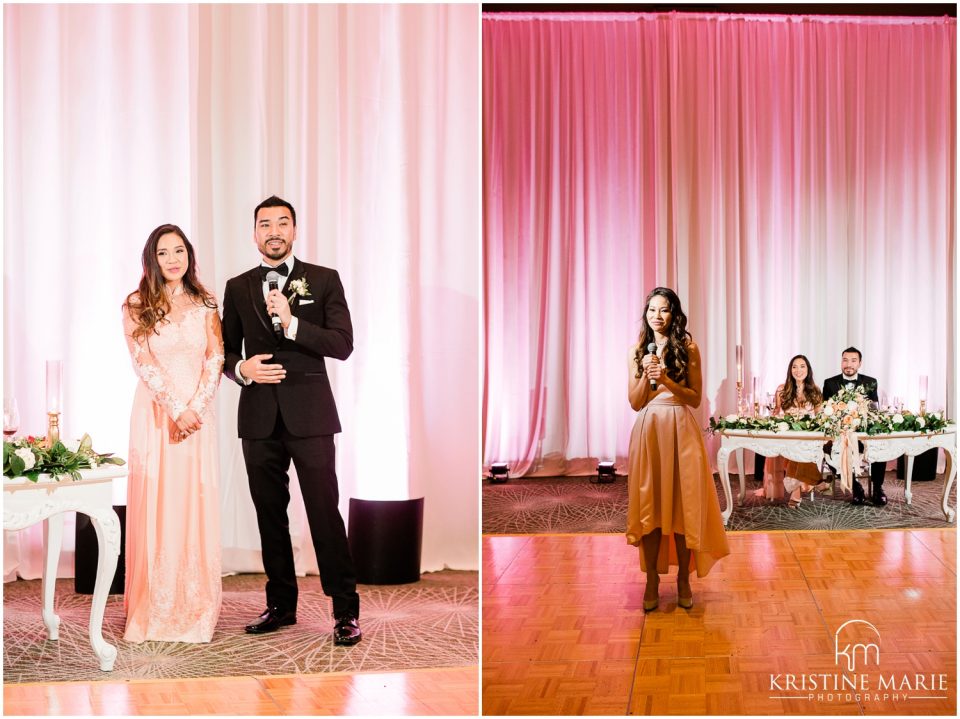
[260,263,289,280]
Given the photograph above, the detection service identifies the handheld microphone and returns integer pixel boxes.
[265,270,283,338]
[647,343,658,391]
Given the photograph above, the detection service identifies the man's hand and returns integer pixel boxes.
[266,289,293,328]
[240,353,286,384]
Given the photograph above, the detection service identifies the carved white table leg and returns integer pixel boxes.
[942,448,956,523]
[904,455,915,505]
[87,508,120,671]
[5,470,128,671]
[41,513,63,640]
[735,448,746,506]
[716,447,734,525]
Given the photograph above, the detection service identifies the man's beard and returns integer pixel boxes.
[262,239,288,259]
[842,369,857,377]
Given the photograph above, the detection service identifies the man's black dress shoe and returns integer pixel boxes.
[245,607,297,634]
[872,487,888,507]
[334,615,362,646]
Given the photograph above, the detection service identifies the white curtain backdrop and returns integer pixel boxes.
[4,3,479,580]
[483,12,955,476]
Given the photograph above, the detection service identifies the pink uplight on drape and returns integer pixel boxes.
[4,3,479,580]
[483,13,956,476]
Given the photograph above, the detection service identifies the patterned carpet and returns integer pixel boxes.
[3,570,477,684]
[482,473,957,534]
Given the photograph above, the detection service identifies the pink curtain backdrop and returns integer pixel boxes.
[483,12,956,476]
[4,3,479,579]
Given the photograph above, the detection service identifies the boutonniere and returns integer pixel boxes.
[287,278,311,302]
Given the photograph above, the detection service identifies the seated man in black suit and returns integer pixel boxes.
[822,346,886,506]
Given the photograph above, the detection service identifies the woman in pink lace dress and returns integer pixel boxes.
[122,224,224,642]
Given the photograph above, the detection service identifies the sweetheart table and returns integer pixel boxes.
[715,428,957,525]
[4,467,126,671]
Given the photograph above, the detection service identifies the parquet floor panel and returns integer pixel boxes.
[482,529,957,715]
[3,666,478,715]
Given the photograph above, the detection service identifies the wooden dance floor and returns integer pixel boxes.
[3,666,478,715]
[483,529,956,715]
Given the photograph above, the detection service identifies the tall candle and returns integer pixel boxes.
[736,345,743,384]
[919,375,928,403]
[46,360,62,413]
[752,376,759,400]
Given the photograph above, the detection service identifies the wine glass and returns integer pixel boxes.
[764,392,775,416]
[3,398,20,440]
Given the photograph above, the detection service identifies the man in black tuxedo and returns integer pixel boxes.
[822,346,886,507]
[222,195,361,645]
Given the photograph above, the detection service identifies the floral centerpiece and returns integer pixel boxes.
[814,385,873,436]
[709,385,950,436]
[3,434,125,482]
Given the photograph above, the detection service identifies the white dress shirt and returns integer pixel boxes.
[236,255,299,384]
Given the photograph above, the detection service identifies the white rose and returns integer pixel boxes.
[776,422,790,432]
[14,447,36,471]
[88,455,98,468]
[850,418,860,428]
[725,414,738,423]
[929,412,940,421]
[823,404,834,416]
[64,439,80,453]
[846,401,859,412]
[917,417,925,428]
[893,413,904,424]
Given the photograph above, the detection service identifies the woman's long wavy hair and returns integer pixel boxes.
[634,287,692,384]
[779,354,823,411]
[124,224,216,343]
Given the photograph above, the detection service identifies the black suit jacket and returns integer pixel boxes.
[822,373,879,403]
[222,258,353,439]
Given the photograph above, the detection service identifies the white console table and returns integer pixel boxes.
[4,467,125,671]
[715,428,957,525]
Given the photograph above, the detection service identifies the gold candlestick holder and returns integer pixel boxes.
[753,401,760,418]
[44,412,60,448]
[919,400,926,416]
[736,381,744,416]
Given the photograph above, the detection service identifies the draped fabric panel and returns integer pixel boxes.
[4,3,479,580]
[483,13,956,476]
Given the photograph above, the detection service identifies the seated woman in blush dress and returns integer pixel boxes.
[757,354,824,508]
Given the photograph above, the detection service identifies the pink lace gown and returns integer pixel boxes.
[122,296,224,643]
